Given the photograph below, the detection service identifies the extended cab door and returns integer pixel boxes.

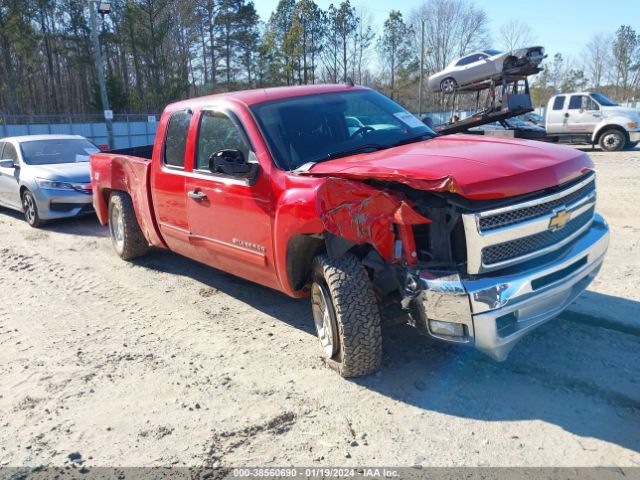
[185,108,276,289]
[150,109,194,254]
[565,94,601,133]
[546,95,567,133]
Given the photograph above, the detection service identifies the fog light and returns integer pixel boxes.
[429,320,465,337]
[496,312,518,333]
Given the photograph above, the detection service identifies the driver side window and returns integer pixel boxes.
[196,111,250,171]
[2,143,18,164]
[583,97,599,111]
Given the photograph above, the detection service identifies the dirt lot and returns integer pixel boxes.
[0,148,638,469]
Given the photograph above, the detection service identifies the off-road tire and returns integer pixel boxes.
[312,253,382,377]
[108,192,149,260]
[598,129,626,152]
[22,189,43,228]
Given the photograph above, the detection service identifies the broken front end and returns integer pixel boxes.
[317,171,609,361]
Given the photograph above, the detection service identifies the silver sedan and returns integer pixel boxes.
[428,47,545,94]
[0,134,99,227]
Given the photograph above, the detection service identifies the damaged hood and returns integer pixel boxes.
[302,134,593,200]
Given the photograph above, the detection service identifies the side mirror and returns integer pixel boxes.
[0,159,16,169]
[208,149,256,177]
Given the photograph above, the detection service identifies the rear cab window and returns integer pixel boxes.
[552,96,565,110]
[164,110,193,169]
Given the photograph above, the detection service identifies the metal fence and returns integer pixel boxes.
[0,113,160,149]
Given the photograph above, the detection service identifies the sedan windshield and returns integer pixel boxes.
[20,139,100,165]
[590,93,618,107]
[250,90,435,170]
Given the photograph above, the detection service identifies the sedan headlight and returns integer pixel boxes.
[35,178,75,190]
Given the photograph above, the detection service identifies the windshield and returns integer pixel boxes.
[20,139,100,165]
[250,90,435,170]
[590,93,618,107]
[483,49,502,56]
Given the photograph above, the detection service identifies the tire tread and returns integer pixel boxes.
[313,253,382,377]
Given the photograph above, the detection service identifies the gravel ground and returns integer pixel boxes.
[0,148,638,469]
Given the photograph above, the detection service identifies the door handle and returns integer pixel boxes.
[188,190,207,200]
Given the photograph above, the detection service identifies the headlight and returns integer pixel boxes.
[627,121,638,129]
[35,178,74,190]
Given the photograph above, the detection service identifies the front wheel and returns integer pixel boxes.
[22,190,43,228]
[311,253,382,377]
[108,192,149,260]
[599,129,626,152]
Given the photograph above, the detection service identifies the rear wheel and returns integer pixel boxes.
[108,192,149,260]
[311,253,382,377]
[599,129,626,152]
[22,190,43,228]
[440,77,458,94]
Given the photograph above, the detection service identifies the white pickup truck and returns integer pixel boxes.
[545,92,640,151]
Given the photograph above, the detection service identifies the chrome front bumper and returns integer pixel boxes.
[629,131,640,142]
[415,214,609,360]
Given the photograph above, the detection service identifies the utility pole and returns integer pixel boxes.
[88,1,114,148]
[418,19,425,118]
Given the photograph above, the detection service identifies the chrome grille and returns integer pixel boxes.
[482,207,594,265]
[479,179,595,231]
[462,172,597,274]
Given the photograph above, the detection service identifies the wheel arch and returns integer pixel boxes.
[593,123,629,144]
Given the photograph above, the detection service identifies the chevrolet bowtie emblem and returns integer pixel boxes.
[549,208,571,231]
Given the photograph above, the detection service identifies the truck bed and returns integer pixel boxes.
[90,146,165,248]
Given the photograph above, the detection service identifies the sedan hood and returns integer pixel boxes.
[302,134,593,200]
[28,162,91,183]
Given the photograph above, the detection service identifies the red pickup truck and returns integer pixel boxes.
[90,84,609,377]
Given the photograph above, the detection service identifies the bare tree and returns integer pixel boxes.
[498,19,534,51]
[612,25,639,99]
[409,0,490,75]
[583,33,612,89]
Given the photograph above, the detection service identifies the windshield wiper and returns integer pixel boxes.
[392,132,436,147]
[320,143,390,162]
[291,144,389,173]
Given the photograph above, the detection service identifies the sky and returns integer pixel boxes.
[254,0,640,60]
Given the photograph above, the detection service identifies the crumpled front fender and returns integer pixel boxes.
[316,177,430,260]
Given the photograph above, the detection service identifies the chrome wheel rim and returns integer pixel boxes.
[441,78,456,94]
[23,193,36,224]
[603,133,622,150]
[311,282,338,357]
[109,204,125,250]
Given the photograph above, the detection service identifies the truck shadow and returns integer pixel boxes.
[0,208,107,237]
[133,249,315,335]
[134,249,639,454]
[356,304,640,454]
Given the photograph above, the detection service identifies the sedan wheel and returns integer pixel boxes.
[440,77,458,94]
[22,190,42,228]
